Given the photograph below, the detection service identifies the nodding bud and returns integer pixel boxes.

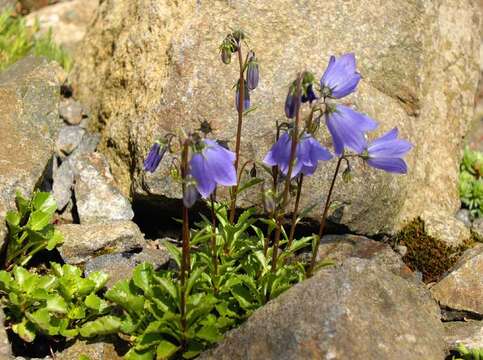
[342,164,353,183]
[198,119,214,135]
[183,176,200,208]
[284,88,300,119]
[144,142,167,173]
[301,84,317,103]
[262,188,276,214]
[235,80,250,112]
[250,163,257,178]
[246,51,259,90]
[231,30,245,43]
[221,47,232,64]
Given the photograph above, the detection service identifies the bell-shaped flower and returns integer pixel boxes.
[235,80,250,111]
[183,175,200,208]
[363,128,412,174]
[263,132,332,179]
[189,139,237,198]
[144,142,166,173]
[325,104,378,156]
[320,53,361,99]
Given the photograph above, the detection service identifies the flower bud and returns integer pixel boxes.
[183,176,200,208]
[342,164,353,183]
[221,47,232,64]
[144,142,166,173]
[284,89,300,119]
[235,80,250,112]
[301,84,317,103]
[250,163,257,178]
[246,51,259,90]
[262,188,276,214]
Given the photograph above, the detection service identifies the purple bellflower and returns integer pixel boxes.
[235,80,250,111]
[363,128,412,174]
[263,132,332,179]
[183,175,200,208]
[326,104,378,156]
[320,53,361,99]
[190,139,237,198]
[284,91,299,119]
[144,142,166,173]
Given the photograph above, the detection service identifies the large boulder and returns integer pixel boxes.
[200,258,445,359]
[0,56,64,247]
[72,0,480,235]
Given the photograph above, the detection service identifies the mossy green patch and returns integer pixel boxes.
[0,8,72,72]
[394,218,473,283]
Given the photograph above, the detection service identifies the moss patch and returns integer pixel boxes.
[394,218,473,283]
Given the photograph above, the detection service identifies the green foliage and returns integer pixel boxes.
[459,147,482,218]
[0,263,109,342]
[452,344,483,360]
[394,218,472,283]
[0,9,72,71]
[4,191,63,270]
[78,203,310,359]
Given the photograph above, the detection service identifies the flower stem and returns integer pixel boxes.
[307,156,343,277]
[209,194,218,292]
[271,72,303,273]
[229,44,245,224]
[287,174,304,249]
[179,139,191,351]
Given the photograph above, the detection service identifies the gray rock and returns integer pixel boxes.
[0,308,12,359]
[73,152,134,224]
[0,56,64,248]
[431,244,483,315]
[396,244,408,257]
[444,320,483,350]
[456,209,472,228]
[200,258,445,360]
[59,98,84,125]
[84,242,171,287]
[55,125,86,158]
[316,234,416,282]
[54,339,123,360]
[420,210,471,247]
[472,217,483,239]
[72,0,479,236]
[58,220,144,264]
[52,158,74,210]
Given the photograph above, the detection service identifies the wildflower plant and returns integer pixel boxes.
[133,33,413,359]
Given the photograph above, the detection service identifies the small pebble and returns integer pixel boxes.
[59,98,84,125]
[395,245,407,257]
[55,125,86,158]
[455,209,472,228]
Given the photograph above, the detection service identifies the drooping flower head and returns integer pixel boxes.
[144,142,167,173]
[362,128,413,174]
[189,139,237,198]
[235,80,250,111]
[325,104,378,156]
[320,53,361,99]
[301,84,317,104]
[246,51,259,90]
[263,132,332,179]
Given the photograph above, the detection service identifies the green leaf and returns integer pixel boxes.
[26,308,56,334]
[0,271,12,289]
[32,192,56,214]
[67,306,86,320]
[5,210,20,227]
[78,356,91,360]
[13,266,33,287]
[156,340,180,359]
[124,348,155,360]
[156,276,178,303]
[79,315,122,338]
[27,210,52,231]
[196,325,222,343]
[162,240,181,268]
[46,294,68,314]
[186,266,204,296]
[12,320,36,342]
[46,229,63,250]
[237,178,264,195]
[87,271,109,291]
[84,293,109,313]
[15,191,31,216]
[105,280,145,316]
[132,262,154,294]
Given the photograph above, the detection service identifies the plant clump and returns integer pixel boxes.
[459,147,482,218]
[394,218,472,283]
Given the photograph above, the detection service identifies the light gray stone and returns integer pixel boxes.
[55,125,86,158]
[52,158,74,210]
[455,209,472,228]
[472,217,483,239]
[72,152,134,224]
[59,98,84,125]
[431,244,483,315]
[0,56,64,247]
[200,258,445,360]
[444,320,483,350]
[420,210,471,247]
[58,220,144,264]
